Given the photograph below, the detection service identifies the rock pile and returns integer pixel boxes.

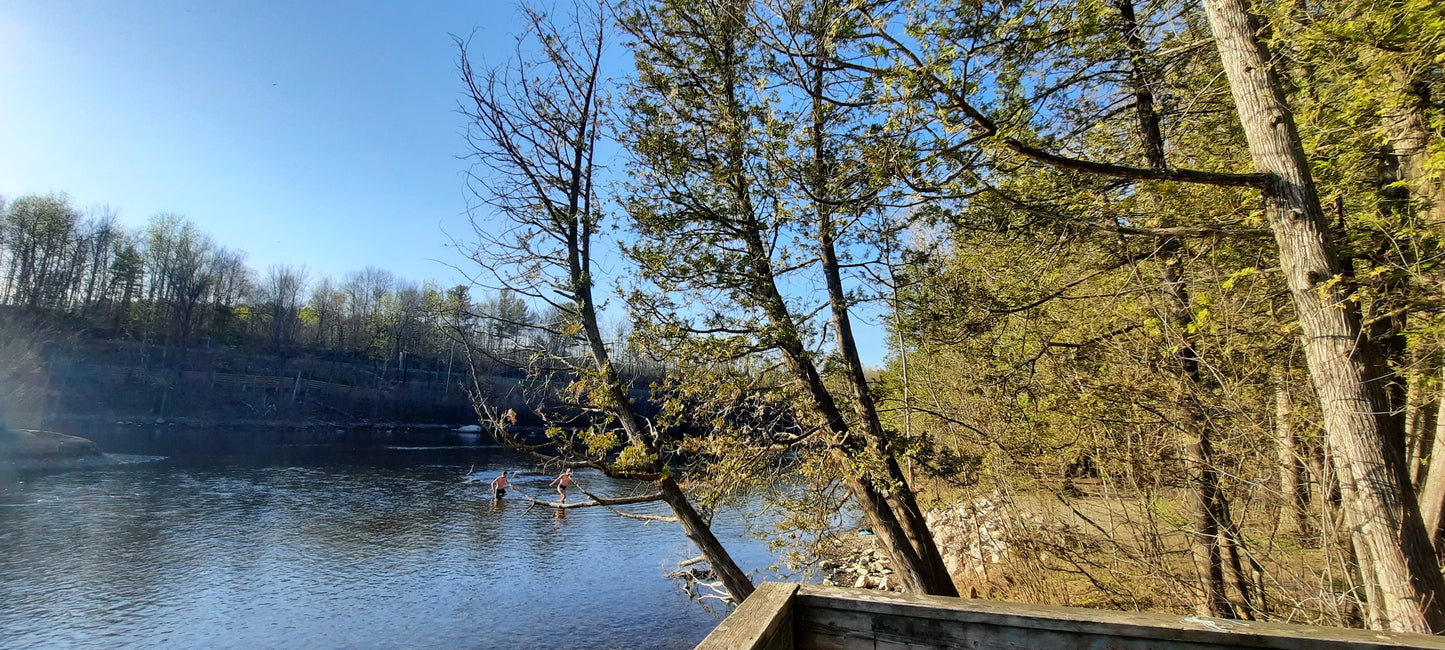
[927,496,1041,578]
[818,494,1084,592]
[821,544,899,591]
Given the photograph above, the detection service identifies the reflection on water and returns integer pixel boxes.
[0,429,780,649]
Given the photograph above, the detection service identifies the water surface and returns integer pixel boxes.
[0,428,779,649]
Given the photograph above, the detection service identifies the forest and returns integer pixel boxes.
[0,193,604,363]
[449,0,1445,637]
[3,0,1443,636]
[0,191,668,427]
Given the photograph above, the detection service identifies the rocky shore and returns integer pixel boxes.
[821,493,1078,595]
[2,428,102,459]
[0,428,105,471]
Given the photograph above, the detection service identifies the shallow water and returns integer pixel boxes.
[0,428,780,649]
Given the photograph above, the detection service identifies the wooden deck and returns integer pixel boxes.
[696,582,1445,649]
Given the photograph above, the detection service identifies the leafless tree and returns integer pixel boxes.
[458,0,755,602]
[263,264,310,348]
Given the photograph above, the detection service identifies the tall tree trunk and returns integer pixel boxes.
[695,0,956,596]
[656,477,756,601]
[818,214,956,596]
[1167,257,1234,618]
[1276,371,1314,539]
[1352,527,1390,630]
[579,218,757,605]
[748,222,950,595]
[1383,63,1444,230]
[1115,0,1237,615]
[457,2,756,604]
[1416,365,1445,553]
[1408,367,1432,486]
[1202,0,1445,631]
[1217,500,1257,619]
[1184,433,1233,618]
[1372,105,1414,461]
[805,24,956,596]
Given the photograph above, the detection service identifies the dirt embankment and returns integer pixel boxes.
[0,428,106,472]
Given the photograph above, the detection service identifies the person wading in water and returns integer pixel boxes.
[549,469,574,503]
[490,471,511,500]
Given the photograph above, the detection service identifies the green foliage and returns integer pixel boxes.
[581,425,621,456]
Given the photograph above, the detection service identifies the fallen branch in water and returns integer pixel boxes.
[500,483,678,522]
[667,556,733,608]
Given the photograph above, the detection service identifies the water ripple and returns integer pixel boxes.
[0,447,778,649]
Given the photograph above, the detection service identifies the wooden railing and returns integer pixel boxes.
[696,583,1445,649]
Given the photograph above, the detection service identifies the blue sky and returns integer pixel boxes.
[0,0,893,364]
[0,1,502,285]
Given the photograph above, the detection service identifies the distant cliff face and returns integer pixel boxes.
[0,429,103,464]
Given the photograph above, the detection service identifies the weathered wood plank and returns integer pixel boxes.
[794,585,1445,649]
[696,582,798,650]
[798,604,1271,650]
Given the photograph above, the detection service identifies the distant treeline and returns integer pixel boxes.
[0,192,663,383]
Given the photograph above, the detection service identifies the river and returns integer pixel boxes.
[0,427,784,649]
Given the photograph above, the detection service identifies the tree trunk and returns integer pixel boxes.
[1352,528,1390,630]
[1202,0,1445,632]
[657,477,756,601]
[807,40,956,595]
[736,210,954,596]
[1382,63,1444,230]
[457,4,756,605]
[819,221,956,596]
[759,256,952,595]
[1184,434,1233,618]
[1115,2,1239,613]
[711,11,956,594]
[1276,371,1314,539]
[1416,366,1445,552]
[580,279,756,603]
[1217,502,1257,619]
[1408,367,1431,487]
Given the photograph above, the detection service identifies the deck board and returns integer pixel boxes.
[695,582,798,650]
[695,583,1445,649]
[795,585,1445,649]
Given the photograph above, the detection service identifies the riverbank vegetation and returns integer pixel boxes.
[5,0,1443,635]
[0,195,660,427]
[453,0,1445,636]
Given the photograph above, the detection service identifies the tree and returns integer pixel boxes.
[458,0,755,602]
[75,208,121,315]
[1200,0,1445,631]
[2,193,79,310]
[384,280,429,382]
[478,288,535,354]
[107,237,143,332]
[207,247,251,342]
[342,266,394,356]
[263,264,309,348]
[141,213,220,342]
[863,0,1445,630]
[620,0,956,595]
[306,275,348,349]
